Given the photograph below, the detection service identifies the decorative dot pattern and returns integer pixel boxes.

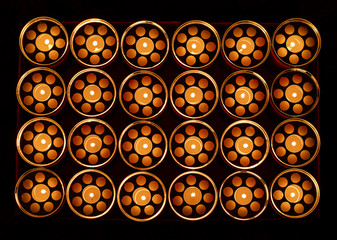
[222,21,270,69]
[219,171,268,220]
[117,172,166,221]
[68,119,117,168]
[169,120,218,169]
[20,17,68,66]
[17,67,66,116]
[66,169,115,219]
[17,117,66,167]
[15,168,65,217]
[271,118,320,168]
[220,70,269,119]
[270,168,320,218]
[220,120,269,169]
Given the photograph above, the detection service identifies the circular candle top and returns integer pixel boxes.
[132,187,151,206]
[33,133,52,152]
[183,187,202,205]
[32,184,51,202]
[186,37,205,55]
[286,35,304,53]
[134,87,153,105]
[236,37,255,55]
[235,87,253,105]
[136,37,154,55]
[83,134,103,153]
[285,184,303,203]
[86,35,105,53]
[234,186,253,205]
[82,185,101,203]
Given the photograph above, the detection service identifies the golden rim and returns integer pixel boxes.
[70,18,119,67]
[270,68,320,118]
[272,18,321,67]
[121,20,169,70]
[118,120,168,170]
[219,170,269,220]
[16,117,66,167]
[14,167,65,218]
[172,20,220,69]
[169,70,219,119]
[19,16,69,66]
[117,171,167,222]
[66,169,116,219]
[67,68,117,117]
[221,20,270,69]
[168,170,218,221]
[118,70,168,120]
[219,70,270,119]
[16,67,66,116]
[169,120,219,169]
[271,118,320,168]
[269,168,320,218]
[67,118,117,168]
[220,120,270,170]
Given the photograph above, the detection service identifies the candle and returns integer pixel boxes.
[82,185,101,204]
[134,87,153,105]
[136,37,154,55]
[86,35,105,53]
[185,86,203,105]
[183,186,202,205]
[33,133,52,152]
[236,37,255,55]
[235,87,253,105]
[234,186,252,205]
[83,85,102,103]
[284,184,303,203]
[32,184,50,202]
[84,134,102,153]
[186,37,205,55]
[134,137,153,155]
[33,83,51,102]
[285,134,304,153]
[35,33,54,52]
[286,35,304,53]
[132,187,151,206]
[184,136,203,155]
[285,85,303,103]
[235,136,253,155]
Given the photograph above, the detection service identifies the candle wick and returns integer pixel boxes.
[291,141,296,146]
[40,89,46,95]
[290,192,295,197]
[90,90,95,96]
[143,93,148,98]
[41,139,46,144]
[143,42,148,48]
[90,143,96,147]
[192,43,197,49]
[242,193,247,199]
[89,193,94,198]
[143,143,148,149]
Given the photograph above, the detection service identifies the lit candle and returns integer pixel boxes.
[32,184,50,202]
[33,83,51,102]
[132,187,151,206]
[83,85,102,103]
[82,185,101,204]
[184,86,203,105]
[286,35,304,53]
[134,137,153,155]
[134,87,153,105]
[285,134,304,153]
[33,133,52,152]
[285,184,303,203]
[236,37,255,55]
[86,35,105,53]
[235,136,253,155]
[235,87,253,105]
[136,37,154,55]
[84,134,102,153]
[285,85,303,103]
[183,186,202,205]
[234,186,253,205]
[184,136,203,155]
[35,33,54,52]
[186,37,205,55]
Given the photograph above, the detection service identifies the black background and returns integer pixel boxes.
[1,0,336,239]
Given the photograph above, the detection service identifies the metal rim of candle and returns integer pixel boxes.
[269,168,320,218]
[117,171,167,222]
[270,68,320,118]
[169,70,219,119]
[19,16,69,66]
[67,118,118,168]
[271,118,320,168]
[168,171,218,221]
[16,67,66,116]
[16,117,66,167]
[70,18,119,67]
[66,169,116,219]
[220,120,270,170]
[219,70,269,119]
[219,170,269,220]
[14,167,65,218]
[119,70,168,120]
[67,68,117,117]
[272,18,321,67]
[221,20,270,69]
[121,20,169,70]
[118,120,168,170]
[172,20,221,69]
[169,120,219,169]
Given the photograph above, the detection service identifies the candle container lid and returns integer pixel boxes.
[70,18,119,67]
[271,118,320,168]
[270,168,320,218]
[168,171,218,221]
[67,68,117,117]
[172,20,220,69]
[119,70,168,120]
[66,169,116,219]
[121,20,169,70]
[117,171,166,222]
[118,120,167,170]
[170,70,219,119]
[220,120,270,170]
[222,20,270,69]
[68,118,117,168]
[169,120,218,169]
[272,18,321,67]
[271,68,320,118]
[220,70,269,119]
[17,67,66,116]
[219,170,269,220]
[19,16,69,66]
[15,167,65,218]
[16,117,66,167]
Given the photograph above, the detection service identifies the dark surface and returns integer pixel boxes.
[2,0,335,239]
